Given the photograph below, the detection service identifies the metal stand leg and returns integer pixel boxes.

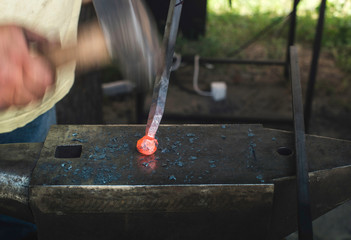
[304,0,327,133]
[290,46,313,240]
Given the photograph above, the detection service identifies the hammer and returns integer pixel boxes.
[45,0,163,91]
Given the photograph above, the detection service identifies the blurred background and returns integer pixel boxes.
[56,1,351,239]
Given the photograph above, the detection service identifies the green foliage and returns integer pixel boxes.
[176,10,287,59]
[176,0,351,72]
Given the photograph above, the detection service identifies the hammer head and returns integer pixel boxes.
[93,0,163,91]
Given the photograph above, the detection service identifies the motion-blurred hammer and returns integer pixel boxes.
[45,0,163,91]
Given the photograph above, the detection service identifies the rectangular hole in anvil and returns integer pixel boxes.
[55,145,82,158]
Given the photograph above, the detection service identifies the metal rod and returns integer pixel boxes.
[284,0,300,77]
[304,0,327,133]
[290,46,313,240]
[181,56,286,66]
[161,114,293,125]
[145,0,184,138]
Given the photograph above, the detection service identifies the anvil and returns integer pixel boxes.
[0,124,350,240]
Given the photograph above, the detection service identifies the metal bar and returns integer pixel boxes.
[181,56,286,66]
[161,114,293,125]
[289,46,313,240]
[284,0,300,77]
[304,0,327,133]
[102,80,134,96]
[145,0,184,138]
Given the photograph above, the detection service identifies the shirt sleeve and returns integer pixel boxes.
[0,0,82,133]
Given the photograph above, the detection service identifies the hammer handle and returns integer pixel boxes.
[46,22,110,70]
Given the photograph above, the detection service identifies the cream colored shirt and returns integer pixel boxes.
[0,0,82,133]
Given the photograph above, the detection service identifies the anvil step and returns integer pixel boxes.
[0,124,350,240]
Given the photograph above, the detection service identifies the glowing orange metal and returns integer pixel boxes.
[136,135,158,155]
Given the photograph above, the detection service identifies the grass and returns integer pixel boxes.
[176,0,351,72]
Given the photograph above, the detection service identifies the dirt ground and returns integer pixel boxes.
[102,44,351,239]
